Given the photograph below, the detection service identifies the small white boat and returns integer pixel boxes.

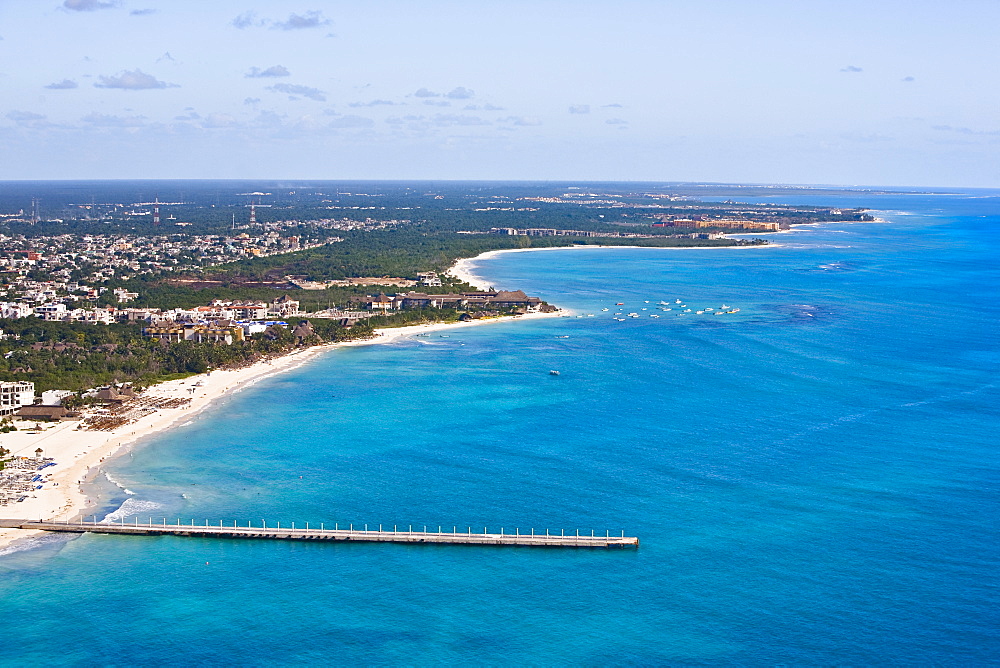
[549,370,560,376]
[696,311,704,314]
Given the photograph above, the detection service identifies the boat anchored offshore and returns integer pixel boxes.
[549,370,560,376]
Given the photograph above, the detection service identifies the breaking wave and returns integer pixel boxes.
[100,498,163,524]
[103,470,135,496]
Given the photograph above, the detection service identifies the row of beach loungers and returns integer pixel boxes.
[0,457,53,506]
[132,396,193,409]
[81,397,191,431]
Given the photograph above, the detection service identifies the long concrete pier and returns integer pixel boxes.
[0,519,639,548]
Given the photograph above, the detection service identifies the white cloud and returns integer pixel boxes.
[246,65,291,78]
[569,105,590,114]
[130,9,155,16]
[231,11,262,29]
[94,69,176,90]
[840,65,863,73]
[423,100,451,107]
[6,110,47,122]
[63,0,116,11]
[348,99,398,107]
[414,88,439,98]
[445,86,474,99]
[272,11,330,30]
[45,79,79,90]
[606,118,628,125]
[267,83,326,101]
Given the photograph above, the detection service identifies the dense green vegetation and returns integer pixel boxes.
[0,310,460,393]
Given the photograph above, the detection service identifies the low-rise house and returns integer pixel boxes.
[268,295,300,316]
[0,381,35,416]
[366,294,396,311]
[112,288,139,302]
[416,272,442,287]
[0,302,33,318]
[34,303,68,320]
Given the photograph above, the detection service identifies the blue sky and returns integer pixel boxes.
[1,0,998,187]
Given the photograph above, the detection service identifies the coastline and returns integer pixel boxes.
[0,309,559,552]
[447,242,777,291]
[446,217,889,290]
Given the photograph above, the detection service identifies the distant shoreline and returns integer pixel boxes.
[445,215,895,290]
[447,242,778,291]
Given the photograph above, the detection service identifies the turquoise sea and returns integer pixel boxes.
[0,189,997,665]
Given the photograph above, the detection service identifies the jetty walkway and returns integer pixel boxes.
[0,519,639,548]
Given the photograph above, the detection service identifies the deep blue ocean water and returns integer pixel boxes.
[0,189,997,665]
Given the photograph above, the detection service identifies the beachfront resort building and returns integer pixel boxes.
[143,323,245,345]
[0,381,35,416]
[366,290,545,312]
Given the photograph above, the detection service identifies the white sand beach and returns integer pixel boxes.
[0,310,558,552]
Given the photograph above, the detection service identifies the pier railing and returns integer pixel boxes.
[2,518,639,548]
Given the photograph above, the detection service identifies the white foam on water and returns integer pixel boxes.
[103,470,135,496]
[0,532,72,557]
[99,498,163,524]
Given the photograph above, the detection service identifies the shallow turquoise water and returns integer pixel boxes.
[0,190,997,665]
